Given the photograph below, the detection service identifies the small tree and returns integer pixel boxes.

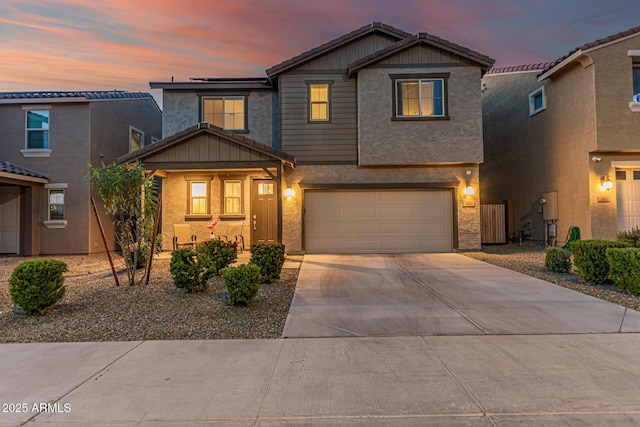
[88,161,157,286]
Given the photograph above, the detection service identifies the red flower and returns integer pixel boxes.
[207,221,217,230]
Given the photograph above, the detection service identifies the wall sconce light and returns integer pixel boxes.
[284,187,295,197]
[600,174,613,191]
[463,170,475,195]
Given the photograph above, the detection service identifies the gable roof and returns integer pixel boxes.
[265,22,411,79]
[0,161,48,184]
[348,32,495,76]
[539,24,640,80]
[118,122,296,168]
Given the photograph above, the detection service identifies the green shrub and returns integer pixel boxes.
[607,247,640,294]
[570,240,629,284]
[617,227,640,247]
[221,264,261,306]
[9,259,68,315]
[169,249,212,293]
[196,239,238,275]
[545,247,572,273]
[250,242,286,283]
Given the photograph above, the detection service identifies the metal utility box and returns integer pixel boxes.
[542,191,558,221]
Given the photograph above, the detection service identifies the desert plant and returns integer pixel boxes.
[9,259,68,315]
[196,239,237,275]
[169,249,212,293]
[88,161,157,285]
[221,264,261,306]
[570,239,629,284]
[607,247,640,294]
[617,227,640,247]
[250,242,286,283]
[545,247,572,273]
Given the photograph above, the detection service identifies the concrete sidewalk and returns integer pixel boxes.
[2,335,640,426]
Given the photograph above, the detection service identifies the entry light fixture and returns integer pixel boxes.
[463,170,475,195]
[284,187,295,197]
[600,174,613,191]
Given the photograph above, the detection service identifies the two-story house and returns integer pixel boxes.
[0,91,162,255]
[481,25,640,245]
[120,22,494,253]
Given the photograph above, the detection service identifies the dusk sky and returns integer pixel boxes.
[2,0,639,108]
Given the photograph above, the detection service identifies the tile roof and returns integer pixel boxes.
[485,63,553,75]
[348,32,494,76]
[265,22,411,79]
[0,91,154,100]
[0,161,48,180]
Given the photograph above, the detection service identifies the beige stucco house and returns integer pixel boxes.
[0,91,162,255]
[481,25,640,245]
[122,23,494,254]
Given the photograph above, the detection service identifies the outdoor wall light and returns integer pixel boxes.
[284,187,295,197]
[600,174,613,191]
[463,170,475,195]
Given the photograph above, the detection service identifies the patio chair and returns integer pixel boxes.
[218,222,246,253]
[172,224,197,251]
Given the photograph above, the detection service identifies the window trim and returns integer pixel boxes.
[306,81,333,123]
[390,73,450,121]
[22,106,52,157]
[220,177,246,219]
[129,126,144,152]
[44,183,67,228]
[528,86,546,116]
[201,96,248,132]
[185,176,213,220]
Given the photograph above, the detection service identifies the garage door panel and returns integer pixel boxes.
[305,190,452,253]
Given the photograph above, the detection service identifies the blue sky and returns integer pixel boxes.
[1,0,638,106]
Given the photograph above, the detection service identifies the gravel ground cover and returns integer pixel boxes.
[463,242,640,312]
[0,254,297,343]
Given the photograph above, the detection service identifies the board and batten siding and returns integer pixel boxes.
[143,133,274,163]
[280,73,357,163]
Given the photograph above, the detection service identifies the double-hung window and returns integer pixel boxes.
[44,183,67,228]
[309,83,330,122]
[189,181,208,215]
[129,126,144,152]
[202,96,246,130]
[394,76,447,118]
[633,66,640,100]
[223,180,242,215]
[26,110,50,148]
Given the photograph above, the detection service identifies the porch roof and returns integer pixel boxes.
[117,122,296,169]
[0,161,48,184]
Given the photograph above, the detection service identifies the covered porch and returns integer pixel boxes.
[117,123,296,252]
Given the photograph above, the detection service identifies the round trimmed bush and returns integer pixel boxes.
[169,249,211,293]
[221,264,261,306]
[545,247,572,273]
[9,259,68,315]
[249,242,285,283]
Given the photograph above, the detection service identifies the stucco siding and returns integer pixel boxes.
[162,90,274,146]
[282,164,480,253]
[358,66,484,165]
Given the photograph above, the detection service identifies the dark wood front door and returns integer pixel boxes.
[251,179,277,245]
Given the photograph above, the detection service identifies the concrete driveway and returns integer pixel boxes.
[283,253,640,338]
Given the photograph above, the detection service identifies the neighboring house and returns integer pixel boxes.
[0,91,162,255]
[121,22,494,254]
[481,25,640,245]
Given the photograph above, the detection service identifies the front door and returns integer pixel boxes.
[0,187,20,254]
[251,179,277,245]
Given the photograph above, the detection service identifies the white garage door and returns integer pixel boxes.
[305,190,452,253]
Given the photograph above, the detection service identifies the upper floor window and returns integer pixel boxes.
[26,110,49,149]
[202,96,246,131]
[528,87,546,116]
[309,83,330,122]
[392,74,449,120]
[129,126,144,152]
[633,66,640,101]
